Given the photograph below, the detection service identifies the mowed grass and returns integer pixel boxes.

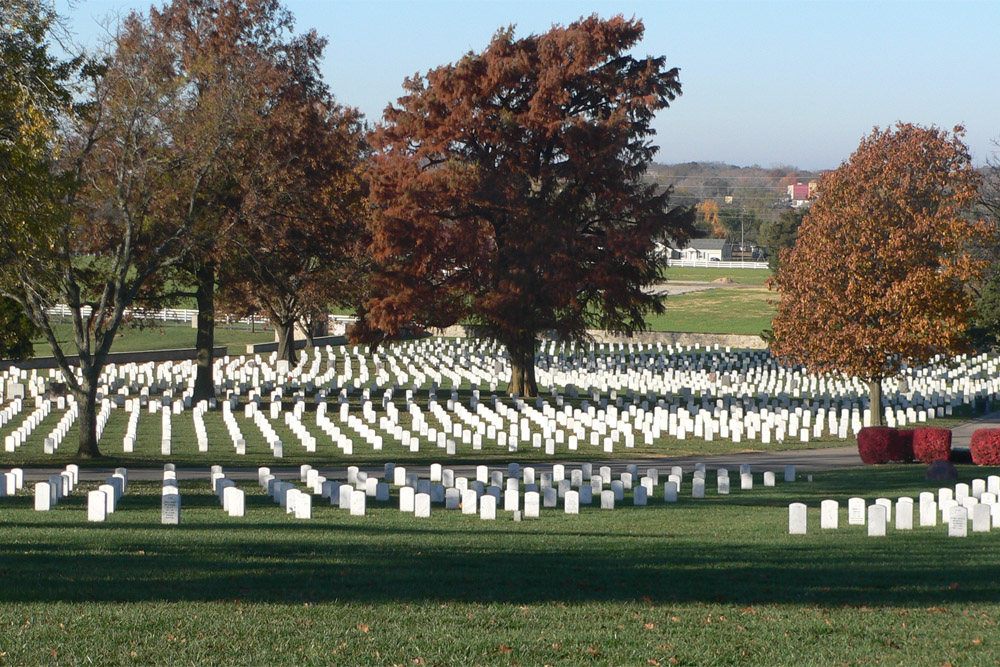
[30,322,277,357]
[650,287,777,336]
[2,465,1000,664]
[659,267,773,285]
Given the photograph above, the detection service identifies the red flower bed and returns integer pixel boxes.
[970,429,1000,466]
[912,427,951,463]
[857,426,901,464]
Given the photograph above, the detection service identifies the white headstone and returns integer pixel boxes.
[664,481,678,503]
[295,493,312,519]
[895,498,913,530]
[784,465,796,482]
[415,493,431,518]
[634,486,648,506]
[948,505,968,537]
[788,503,807,534]
[400,486,415,512]
[462,489,478,514]
[600,489,615,510]
[225,487,245,517]
[820,499,839,529]
[350,489,366,516]
[480,494,497,520]
[88,490,108,522]
[692,477,705,499]
[763,471,776,487]
[848,497,866,525]
[34,482,51,511]
[161,492,180,525]
[867,504,886,536]
[524,491,540,518]
[972,503,991,532]
[741,472,753,490]
[564,490,580,514]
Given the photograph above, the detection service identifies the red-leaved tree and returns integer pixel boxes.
[769,123,986,426]
[358,15,696,396]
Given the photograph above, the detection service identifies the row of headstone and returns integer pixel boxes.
[88,468,128,522]
[1,467,25,496]
[789,475,1000,536]
[33,464,81,511]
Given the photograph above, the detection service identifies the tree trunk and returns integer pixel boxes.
[868,378,883,427]
[505,333,538,398]
[75,377,101,459]
[193,260,216,402]
[276,319,297,365]
[301,317,315,349]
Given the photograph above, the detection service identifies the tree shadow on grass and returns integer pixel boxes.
[1,520,999,607]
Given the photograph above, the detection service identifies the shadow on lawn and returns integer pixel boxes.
[2,522,999,607]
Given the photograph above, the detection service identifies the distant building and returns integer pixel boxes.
[660,238,734,261]
[787,181,818,208]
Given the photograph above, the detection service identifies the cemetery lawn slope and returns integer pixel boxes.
[659,267,772,285]
[648,286,777,335]
[1,465,999,664]
[29,322,275,356]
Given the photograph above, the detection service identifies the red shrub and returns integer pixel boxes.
[857,426,901,464]
[912,427,951,463]
[970,429,1000,466]
[896,429,915,463]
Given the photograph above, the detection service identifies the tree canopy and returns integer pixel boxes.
[359,15,695,396]
[769,123,986,425]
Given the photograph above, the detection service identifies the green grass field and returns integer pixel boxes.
[650,287,777,336]
[30,321,277,356]
[2,465,999,664]
[659,267,773,285]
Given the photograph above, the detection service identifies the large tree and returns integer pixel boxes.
[769,123,985,426]
[129,0,319,402]
[0,1,267,457]
[359,15,695,396]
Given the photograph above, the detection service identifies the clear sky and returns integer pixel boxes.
[55,0,1000,171]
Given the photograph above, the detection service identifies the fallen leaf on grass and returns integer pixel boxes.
[647,660,660,666]
[357,624,369,634]
[497,645,512,654]
[973,638,982,645]
[643,623,655,630]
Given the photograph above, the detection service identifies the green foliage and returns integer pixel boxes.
[758,207,806,271]
[0,295,36,359]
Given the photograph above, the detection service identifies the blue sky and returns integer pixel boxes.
[56,0,1000,170]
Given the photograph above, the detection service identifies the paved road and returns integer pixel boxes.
[17,411,1000,484]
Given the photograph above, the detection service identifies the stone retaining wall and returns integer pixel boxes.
[430,326,767,350]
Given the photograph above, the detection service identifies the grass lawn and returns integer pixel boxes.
[649,287,777,336]
[659,267,773,285]
[30,321,277,357]
[1,465,999,664]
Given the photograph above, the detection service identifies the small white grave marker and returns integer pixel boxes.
[948,505,968,537]
[88,490,107,522]
[867,504,886,537]
[820,499,838,529]
[848,497,866,525]
[788,503,807,534]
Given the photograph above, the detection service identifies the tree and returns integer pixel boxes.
[1,1,262,457]
[127,0,317,402]
[695,200,726,238]
[758,207,805,271]
[217,30,367,365]
[359,15,696,396]
[769,123,985,426]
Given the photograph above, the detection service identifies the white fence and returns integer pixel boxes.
[44,304,357,328]
[666,259,770,270]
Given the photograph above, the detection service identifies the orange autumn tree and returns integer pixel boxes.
[359,15,696,396]
[769,123,985,426]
